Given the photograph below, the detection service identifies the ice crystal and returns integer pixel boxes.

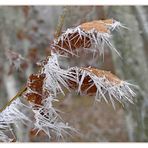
[0,99,30,125]
[0,131,12,142]
[41,54,75,96]
[0,98,31,142]
[32,95,76,141]
[51,19,124,57]
[69,67,136,108]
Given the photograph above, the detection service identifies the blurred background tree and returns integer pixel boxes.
[0,6,148,142]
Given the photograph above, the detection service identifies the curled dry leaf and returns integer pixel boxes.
[22,55,76,140]
[80,19,112,33]
[68,67,136,108]
[51,19,124,56]
[24,73,46,105]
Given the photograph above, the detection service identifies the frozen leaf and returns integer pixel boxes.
[68,67,136,108]
[51,19,124,56]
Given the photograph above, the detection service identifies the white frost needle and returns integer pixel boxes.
[21,94,75,141]
[42,54,75,96]
[106,19,129,31]
[0,98,32,142]
[69,67,136,107]
[52,19,126,57]
[0,131,13,142]
[0,99,30,124]
[32,105,76,140]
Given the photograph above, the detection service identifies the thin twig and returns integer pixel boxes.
[54,6,68,39]
[0,86,27,113]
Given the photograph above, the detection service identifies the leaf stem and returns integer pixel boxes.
[54,6,68,39]
[0,86,27,113]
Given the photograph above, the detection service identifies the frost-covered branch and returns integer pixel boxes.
[0,18,137,142]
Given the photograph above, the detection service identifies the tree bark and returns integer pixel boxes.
[108,6,148,141]
[0,6,30,142]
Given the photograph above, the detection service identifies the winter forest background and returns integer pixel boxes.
[0,6,148,142]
